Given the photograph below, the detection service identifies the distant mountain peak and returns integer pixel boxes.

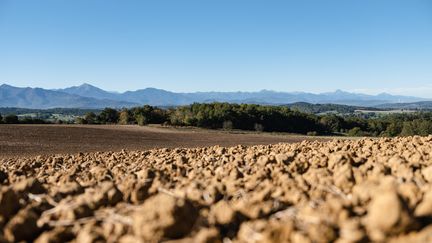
[330,89,356,95]
[74,83,100,89]
[377,92,394,97]
[79,83,94,87]
[143,87,166,91]
[54,83,120,101]
[61,83,106,92]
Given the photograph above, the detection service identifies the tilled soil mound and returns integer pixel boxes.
[1,136,432,242]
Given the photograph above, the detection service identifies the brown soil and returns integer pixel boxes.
[0,125,327,158]
[1,136,432,242]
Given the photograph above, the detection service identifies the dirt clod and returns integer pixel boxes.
[4,208,41,242]
[34,227,74,243]
[133,194,198,241]
[0,188,20,220]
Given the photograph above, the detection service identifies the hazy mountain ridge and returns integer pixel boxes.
[0,83,429,109]
[55,84,429,107]
[0,84,138,109]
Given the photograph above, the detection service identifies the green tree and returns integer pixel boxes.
[400,122,415,136]
[84,112,97,124]
[135,114,148,126]
[416,120,432,136]
[75,117,86,124]
[132,105,168,125]
[347,127,364,137]
[98,108,119,124]
[3,114,19,124]
[319,115,343,133]
[118,109,131,125]
[382,122,402,137]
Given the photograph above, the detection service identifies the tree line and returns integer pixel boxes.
[75,106,168,126]
[0,114,49,124]
[2,103,432,137]
[73,103,432,137]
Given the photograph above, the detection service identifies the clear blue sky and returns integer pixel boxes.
[0,0,431,97]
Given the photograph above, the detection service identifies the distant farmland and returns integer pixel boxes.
[354,109,418,114]
[0,124,329,158]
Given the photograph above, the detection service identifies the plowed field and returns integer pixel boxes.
[1,135,432,242]
[0,125,326,158]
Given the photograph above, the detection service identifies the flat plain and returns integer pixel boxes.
[0,124,328,158]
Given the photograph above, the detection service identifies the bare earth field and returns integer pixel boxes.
[1,126,432,242]
[0,124,328,158]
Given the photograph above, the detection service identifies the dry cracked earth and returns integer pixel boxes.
[1,136,432,242]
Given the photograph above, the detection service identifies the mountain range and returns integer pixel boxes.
[0,83,430,109]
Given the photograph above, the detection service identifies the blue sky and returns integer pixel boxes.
[0,0,431,97]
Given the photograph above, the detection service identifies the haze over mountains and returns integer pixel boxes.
[0,83,430,109]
